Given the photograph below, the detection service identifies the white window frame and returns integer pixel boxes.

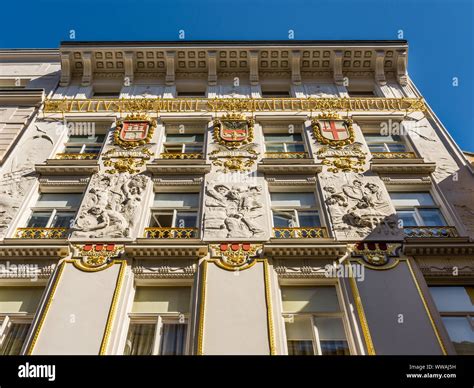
[280,283,356,356]
[390,191,447,227]
[27,194,82,228]
[270,191,321,228]
[0,313,34,354]
[63,134,105,155]
[125,313,190,355]
[149,192,200,228]
[263,131,306,153]
[162,132,204,155]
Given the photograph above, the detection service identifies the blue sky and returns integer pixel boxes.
[1,0,473,151]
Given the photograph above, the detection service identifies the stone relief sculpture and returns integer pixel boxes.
[203,182,266,239]
[321,174,401,240]
[0,124,56,238]
[72,173,149,238]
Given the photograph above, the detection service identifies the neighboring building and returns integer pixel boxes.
[0,40,473,356]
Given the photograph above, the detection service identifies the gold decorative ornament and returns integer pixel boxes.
[210,243,262,271]
[144,227,198,239]
[72,243,124,272]
[160,152,203,160]
[273,227,328,239]
[370,151,417,159]
[44,97,428,114]
[102,147,154,160]
[114,113,156,149]
[352,242,401,268]
[322,157,365,173]
[213,113,254,149]
[55,153,99,160]
[15,227,68,239]
[264,152,308,159]
[212,157,255,173]
[312,113,355,148]
[104,157,144,174]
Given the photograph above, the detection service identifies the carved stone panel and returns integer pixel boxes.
[320,173,403,241]
[72,172,149,239]
[203,181,269,241]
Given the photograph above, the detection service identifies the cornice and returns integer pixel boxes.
[0,245,69,257]
[264,243,347,258]
[0,89,44,106]
[258,160,322,175]
[403,239,474,256]
[146,161,211,175]
[370,159,436,174]
[35,162,100,176]
[125,244,208,257]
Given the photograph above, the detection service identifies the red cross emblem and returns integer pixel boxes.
[319,120,349,141]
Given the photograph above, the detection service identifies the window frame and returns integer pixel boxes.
[63,134,106,155]
[149,192,201,229]
[279,283,355,356]
[26,193,82,229]
[162,128,205,155]
[125,312,190,356]
[270,191,322,228]
[428,286,474,355]
[389,191,447,227]
[263,130,306,154]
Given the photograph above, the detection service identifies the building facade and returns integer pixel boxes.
[0,40,473,356]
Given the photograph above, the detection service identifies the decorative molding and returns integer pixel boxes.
[380,176,432,186]
[124,244,208,257]
[133,259,197,279]
[274,259,333,278]
[263,244,347,258]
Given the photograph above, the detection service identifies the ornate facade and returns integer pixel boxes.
[0,40,473,356]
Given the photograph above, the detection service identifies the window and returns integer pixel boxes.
[281,286,351,355]
[92,91,120,99]
[26,193,82,228]
[348,90,375,97]
[261,90,290,98]
[0,287,44,355]
[271,192,321,228]
[63,134,105,155]
[389,192,447,227]
[429,286,474,355]
[264,132,305,153]
[364,133,407,153]
[148,193,199,237]
[162,133,204,155]
[176,91,206,97]
[124,286,191,355]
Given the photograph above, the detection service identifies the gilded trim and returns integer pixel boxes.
[197,260,208,355]
[353,258,401,271]
[26,260,67,355]
[406,259,448,355]
[348,263,376,355]
[99,260,127,355]
[262,259,276,355]
[72,258,117,273]
[197,259,276,355]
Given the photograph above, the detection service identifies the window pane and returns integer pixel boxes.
[175,212,197,228]
[150,212,173,227]
[266,144,286,152]
[429,287,474,312]
[0,287,44,314]
[285,316,315,355]
[123,323,155,355]
[159,324,187,355]
[27,211,51,227]
[273,211,296,228]
[68,134,105,144]
[396,210,418,227]
[271,192,316,207]
[0,323,31,355]
[83,145,102,154]
[163,145,183,153]
[281,286,340,313]
[314,317,350,355]
[419,209,446,226]
[132,287,191,314]
[387,143,407,152]
[297,211,321,227]
[365,134,400,143]
[36,193,82,208]
[441,317,474,355]
[154,193,199,208]
[63,146,83,154]
[390,192,436,207]
[50,212,75,228]
[165,134,203,143]
[183,145,203,153]
[368,144,387,152]
[286,143,305,152]
[264,134,302,142]
[287,341,314,356]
